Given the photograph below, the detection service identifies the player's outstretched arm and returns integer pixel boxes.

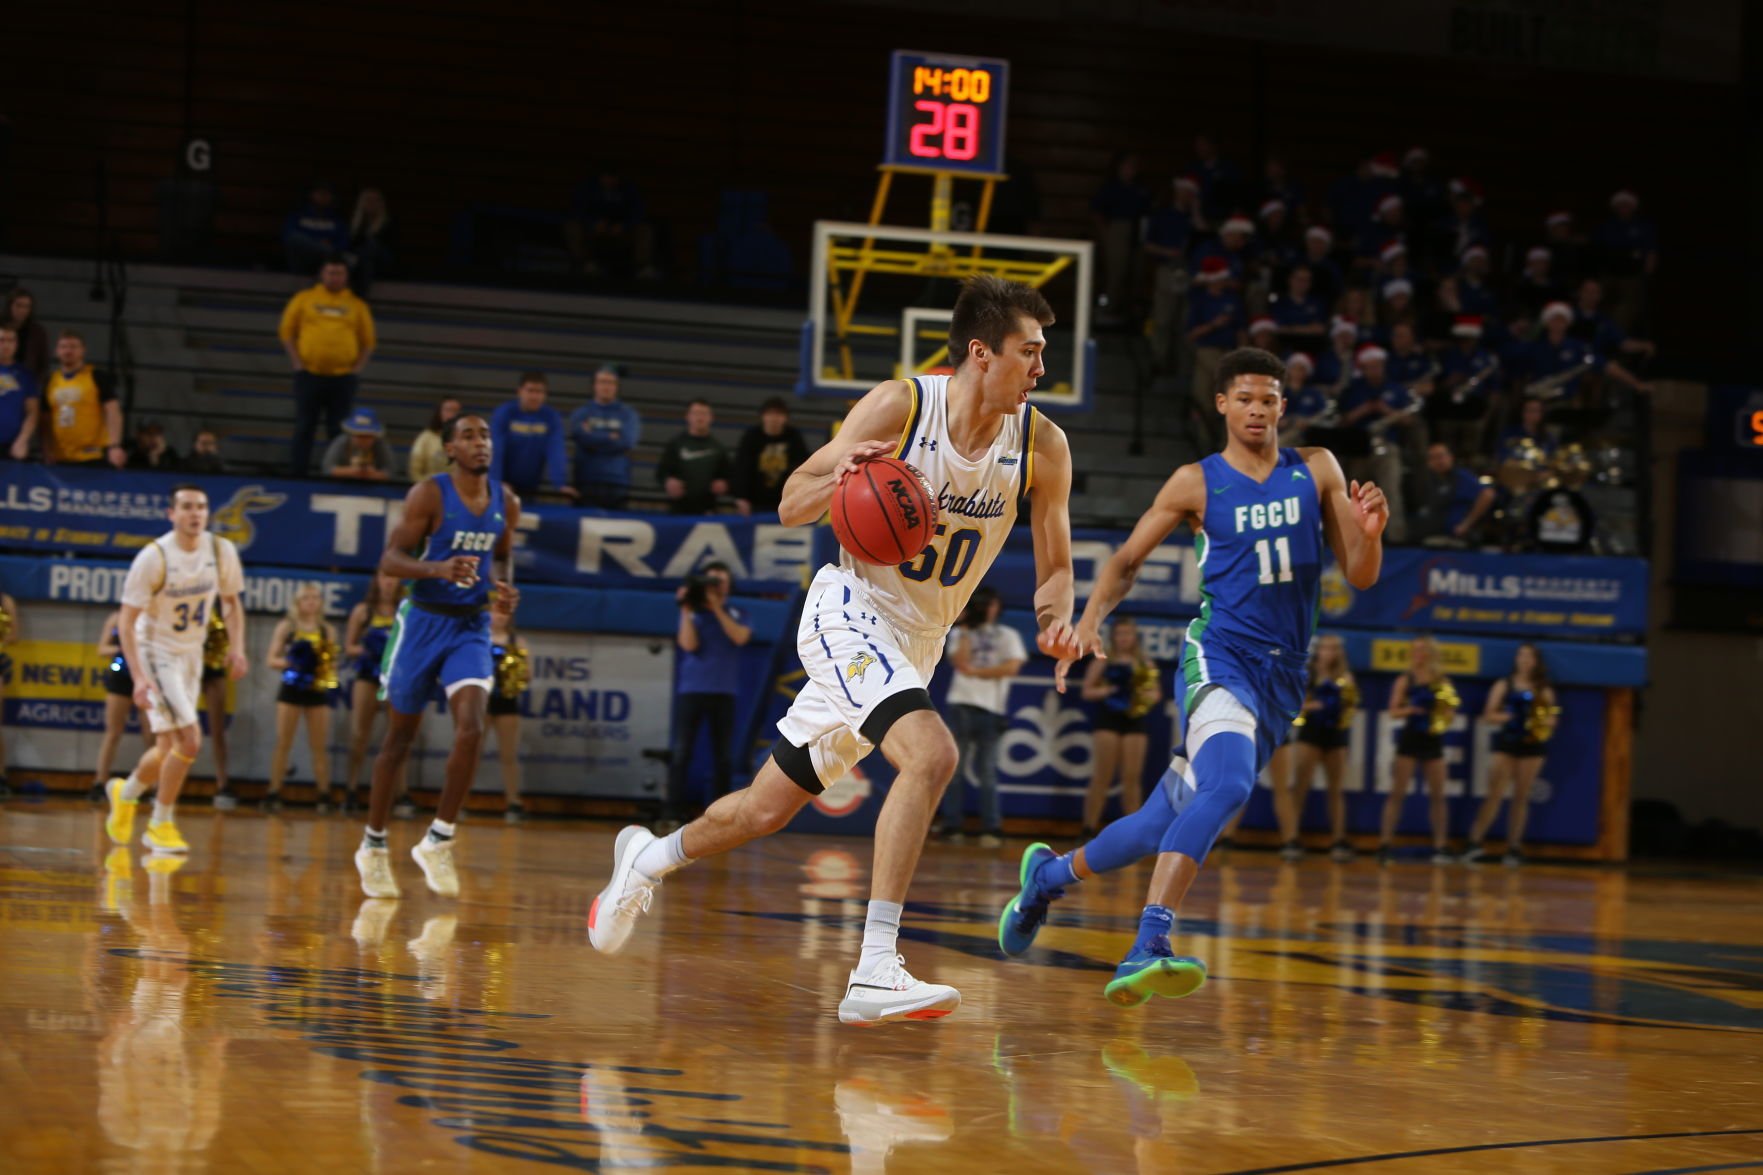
[776,380,912,527]
[1057,464,1202,691]
[1027,416,1079,662]
[1305,447,1386,590]
[378,480,476,587]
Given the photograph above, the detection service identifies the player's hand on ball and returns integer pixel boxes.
[227,650,249,681]
[833,440,897,484]
[439,555,480,587]
[1350,480,1389,537]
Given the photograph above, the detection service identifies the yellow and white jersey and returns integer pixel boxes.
[839,374,1039,635]
[120,531,244,658]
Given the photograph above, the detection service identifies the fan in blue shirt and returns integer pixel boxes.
[0,327,39,458]
[568,365,642,509]
[1385,324,1437,396]
[1594,190,1658,278]
[1270,267,1326,338]
[1186,263,1245,348]
[490,373,574,501]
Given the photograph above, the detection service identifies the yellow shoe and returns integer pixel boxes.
[141,821,190,855]
[104,777,138,845]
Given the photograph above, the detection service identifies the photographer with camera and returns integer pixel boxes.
[668,561,751,826]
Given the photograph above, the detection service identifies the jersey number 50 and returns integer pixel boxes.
[898,525,982,588]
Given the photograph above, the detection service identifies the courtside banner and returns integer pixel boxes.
[982,530,1648,639]
[0,466,813,593]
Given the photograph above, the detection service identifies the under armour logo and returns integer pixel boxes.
[918,437,938,451]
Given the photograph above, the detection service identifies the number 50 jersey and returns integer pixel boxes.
[120,531,245,656]
[843,375,1039,635]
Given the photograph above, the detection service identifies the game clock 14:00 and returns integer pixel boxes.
[884,51,1010,176]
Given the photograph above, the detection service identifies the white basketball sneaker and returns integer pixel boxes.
[411,836,460,898]
[355,845,401,899]
[588,826,659,955]
[838,955,961,1025]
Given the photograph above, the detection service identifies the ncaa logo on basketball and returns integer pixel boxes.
[845,651,877,683]
[884,477,922,530]
[811,765,872,818]
[1319,565,1354,619]
[210,485,288,549]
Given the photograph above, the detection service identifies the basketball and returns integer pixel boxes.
[830,456,940,565]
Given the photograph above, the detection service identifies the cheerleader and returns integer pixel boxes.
[0,591,15,795]
[1464,643,1558,866]
[264,583,337,811]
[93,610,151,798]
[198,598,237,809]
[1080,616,1162,837]
[1281,634,1360,862]
[486,609,530,823]
[1377,634,1460,865]
[339,572,402,814]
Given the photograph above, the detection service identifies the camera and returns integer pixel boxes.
[681,572,713,611]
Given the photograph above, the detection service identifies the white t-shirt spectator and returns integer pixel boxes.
[943,623,1028,715]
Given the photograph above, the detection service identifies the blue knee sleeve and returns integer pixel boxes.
[1081,759,1194,875]
[1160,732,1255,863]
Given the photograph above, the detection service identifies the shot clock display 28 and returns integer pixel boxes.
[884,50,1010,175]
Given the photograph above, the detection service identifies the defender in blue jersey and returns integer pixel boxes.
[996,348,1389,1007]
[354,413,520,900]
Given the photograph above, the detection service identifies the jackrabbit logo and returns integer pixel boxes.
[209,486,288,550]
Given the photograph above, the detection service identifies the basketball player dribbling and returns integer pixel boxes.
[589,275,1084,1025]
[997,347,1389,1007]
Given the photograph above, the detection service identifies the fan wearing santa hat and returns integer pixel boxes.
[1313,315,1364,390]
[1300,226,1344,310]
[1185,255,1247,450]
[1543,210,1589,287]
[1276,351,1332,447]
[1593,188,1657,333]
[1434,316,1501,458]
[1518,300,1650,412]
[1515,245,1567,320]
[1355,193,1407,272]
[1193,215,1256,291]
[1271,266,1327,338]
[1431,177,1490,272]
[1337,344,1413,542]
[1454,244,1502,322]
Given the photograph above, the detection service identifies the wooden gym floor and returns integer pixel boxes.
[1,798,1760,1173]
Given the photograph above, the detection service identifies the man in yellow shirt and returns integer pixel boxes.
[279,256,376,476]
[42,332,126,467]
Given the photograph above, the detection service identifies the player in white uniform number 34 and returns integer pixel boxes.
[104,485,249,855]
[590,276,1084,1024]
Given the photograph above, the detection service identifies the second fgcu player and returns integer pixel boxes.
[997,347,1388,1006]
[355,413,519,899]
[589,276,1082,1025]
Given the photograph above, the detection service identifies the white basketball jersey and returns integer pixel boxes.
[120,531,244,656]
[840,375,1038,634]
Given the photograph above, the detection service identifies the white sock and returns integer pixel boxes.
[121,773,148,802]
[363,827,388,848]
[151,801,174,826]
[857,900,903,977]
[632,829,691,879]
[428,819,456,842]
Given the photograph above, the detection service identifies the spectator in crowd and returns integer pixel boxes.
[568,365,642,509]
[0,324,40,460]
[1354,194,1407,274]
[1186,256,1244,450]
[3,287,50,383]
[408,396,462,482]
[1144,177,1196,372]
[490,372,575,501]
[1092,151,1151,316]
[1327,156,1379,240]
[1377,278,1417,333]
[1189,133,1244,225]
[125,421,179,470]
[1544,210,1589,288]
[42,331,125,468]
[1431,177,1489,271]
[1376,241,1411,284]
[936,586,1025,847]
[1300,227,1344,311]
[1514,247,1566,319]
[1257,199,1300,277]
[1410,442,1497,543]
[1573,278,1655,362]
[668,561,750,824]
[1196,215,1255,291]
[1247,316,1279,355]
[1518,301,1650,412]
[281,182,350,275]
[1386,322,1436,398]
[1498,397,1557,463]
[1313,316,1361,390]
[1338,345,1411,541]
[347,187,395,297]
[182,427,226,474]
[1270,265,1327,344]
[732,396,809,517]
[1433,315,1500,457]
[1594,189,1657,332]
[323,407,394,480]
[657,399,731,514]
[565,166,659,281]
[281,256,376,476]
[1399,146,1446,235]
[1276,352,1329,445]
[1259,155,1305,220]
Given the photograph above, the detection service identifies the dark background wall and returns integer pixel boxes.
[4,0,1745,357]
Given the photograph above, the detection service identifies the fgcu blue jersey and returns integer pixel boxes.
[1188,449,1324,659]
[409,474,505,608]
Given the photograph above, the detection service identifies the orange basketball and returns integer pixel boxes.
[831,456,940,565]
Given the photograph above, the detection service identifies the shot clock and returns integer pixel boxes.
[884,50,1009,175]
